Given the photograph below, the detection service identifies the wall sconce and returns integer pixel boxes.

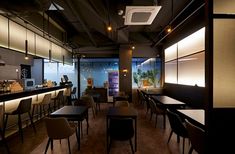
[122,69,128,76]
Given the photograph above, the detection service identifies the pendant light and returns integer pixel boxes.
[25,21,28,60]
[166,0,173,33]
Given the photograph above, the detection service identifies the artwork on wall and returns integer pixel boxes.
[20,64,31,79]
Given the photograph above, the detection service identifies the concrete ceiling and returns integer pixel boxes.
[0,0,205,54]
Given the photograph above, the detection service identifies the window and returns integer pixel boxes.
[164,27,205,87]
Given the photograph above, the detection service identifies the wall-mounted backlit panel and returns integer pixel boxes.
[165,43,177,62]
[52,43,61,62]
[178,27,205,58]
[27,29,35,55]
[36,34,49,59]
[214,0,235,14]
[213,19,235,107]
[165,60,177,84]
[9,21,26,53]
[0,15,8,48]
[178,52,205,87]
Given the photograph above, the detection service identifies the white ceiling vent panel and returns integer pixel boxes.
[124,6,162,25]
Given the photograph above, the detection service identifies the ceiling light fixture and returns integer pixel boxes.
[132,46,135,50]
[107,25,112,31]
[166,0,174,34]
[106,0,112,32]
[166,26,172,33]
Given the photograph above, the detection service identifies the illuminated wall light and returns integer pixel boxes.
[122,69,128,76]
[131,46,135,50]
[107,25,112,31]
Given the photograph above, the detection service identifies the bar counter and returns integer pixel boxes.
[0,85,70,102]
[0,85,72,137]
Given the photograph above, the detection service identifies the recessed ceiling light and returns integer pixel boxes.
[107,25,112,31]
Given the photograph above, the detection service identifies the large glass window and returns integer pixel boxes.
[132,58,161,88]
[80,58,119,96]
[44,60,77,87]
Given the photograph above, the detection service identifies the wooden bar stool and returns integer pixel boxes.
[3,98,36,142]
[51,91,64,110]
[32,93,52,119]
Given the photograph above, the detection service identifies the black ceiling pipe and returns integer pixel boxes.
[151,0,197,47]
[61,0,98,47]
[152,3,205,47]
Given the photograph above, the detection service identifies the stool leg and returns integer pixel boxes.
[28,112,36,133]
[18,114,23,142]
[3,114,8,136]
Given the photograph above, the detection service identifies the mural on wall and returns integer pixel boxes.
[20,64,31,79]
[132,58,161,88]
[133,69,159,88]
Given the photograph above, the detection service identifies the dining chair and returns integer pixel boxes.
[185,120,205,154]
[70,87,77,100]
[166,109,188,154]
[108,118,134,154]
[80,95,96,118]
[44,117,78,154]
[114,101,130,107]
[149,98,166,128]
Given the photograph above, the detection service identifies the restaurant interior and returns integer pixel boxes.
[0,0,235,153]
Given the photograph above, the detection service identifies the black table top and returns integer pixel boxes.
[51,106,88,117]
[151,95,185,105]
[107,107,137,118]
[141,90,162,95]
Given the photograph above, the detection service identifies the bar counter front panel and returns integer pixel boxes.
[0,86,71,137]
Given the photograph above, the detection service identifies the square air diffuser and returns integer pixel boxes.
[124,6,162,25]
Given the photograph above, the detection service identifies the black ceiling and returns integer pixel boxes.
[0,0,205,52]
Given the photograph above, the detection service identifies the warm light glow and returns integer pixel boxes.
[164,43,177,62]
[107,26,112,31]
[167,27,172,33]
[25,56,29,60]
[132,46,135,50]
[122,69,128,73]
[178,27,205,58]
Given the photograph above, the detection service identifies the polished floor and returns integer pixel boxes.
[1,102,193,154]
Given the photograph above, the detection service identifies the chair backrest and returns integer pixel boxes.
[57,90,64,100]
[166,109,188,137]
[185,120,205,154]
[16,98,32,114]
[115,101,129,107]
[109,118,134,141]
[80,95,95,108]
[41,93,52,105]
[71,87,76,94]
[44,117,74,139]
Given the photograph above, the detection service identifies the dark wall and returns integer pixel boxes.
[164,83,205,108]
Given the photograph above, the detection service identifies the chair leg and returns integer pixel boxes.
[68,137,71,154]
[167,130,173,143]
[28,112,36,133]
[81,121,83,138]
[129,139,135,154]
[155,114,158,128]
[32,105,35,119]
[183,138,185,154]
[150,112,153,121]
[163,114,166,129]
[188,146,193,154]
[108,139,112,154]
[50,139,53,150]
[18,114,23,142]
[45,138,51,154]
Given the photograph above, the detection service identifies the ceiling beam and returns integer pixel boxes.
[62,0,97,47]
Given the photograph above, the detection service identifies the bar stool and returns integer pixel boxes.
[51,91,64,110]
[32,93,52,119]
[3,98,36,142]
[0,128,9,153]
